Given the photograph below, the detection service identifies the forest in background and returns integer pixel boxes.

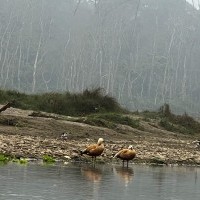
[0,0,200,116]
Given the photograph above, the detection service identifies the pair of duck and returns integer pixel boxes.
[80,138,136,167]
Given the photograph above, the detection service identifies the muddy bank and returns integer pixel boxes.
[1,133,200,166]
[0,106,200,166]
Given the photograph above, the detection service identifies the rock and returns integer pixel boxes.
[64,155,71,160]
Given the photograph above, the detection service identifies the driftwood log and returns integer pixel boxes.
[0,101,15,113]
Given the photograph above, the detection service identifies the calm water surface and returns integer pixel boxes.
[0,162,199,200]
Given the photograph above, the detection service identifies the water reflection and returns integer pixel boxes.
[81,164,103,200]
[81,165,102,183]
[195,168,198,184]
[113,166,134,187]
[0,163,200,200]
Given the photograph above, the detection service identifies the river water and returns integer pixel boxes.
[0,162,199,200]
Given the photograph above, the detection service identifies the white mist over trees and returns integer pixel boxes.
[0,0,200,115]
[186,0,200,9]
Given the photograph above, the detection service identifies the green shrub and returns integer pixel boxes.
[42,155,55,163]
[0,154,9,162]
[19,158,28,164]
[77,113,140,129]
[159,119,177,132]
[0,88,125,116]
[159,103,172,117]
[158,105,200,134]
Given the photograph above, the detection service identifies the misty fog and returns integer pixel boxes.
[0,0,200,116]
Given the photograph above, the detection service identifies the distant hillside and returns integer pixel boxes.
[0,0,200,116]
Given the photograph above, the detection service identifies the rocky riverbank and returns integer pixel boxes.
[0,132,200,166]
[0,105,200,166]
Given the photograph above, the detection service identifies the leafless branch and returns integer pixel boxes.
[74,0,82,16]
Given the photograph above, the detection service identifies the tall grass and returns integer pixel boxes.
[140,104,200,134]
[159,104,200,134]
[0,88,125,116]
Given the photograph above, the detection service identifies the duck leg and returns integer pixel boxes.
[91,156,97,163]
[126,160,129,168]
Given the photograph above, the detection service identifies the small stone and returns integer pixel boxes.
[64,155,71,160]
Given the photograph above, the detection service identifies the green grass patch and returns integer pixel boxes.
[76,113,140,129]
[0,154,10,163]
[10,157,28,164]
[42,155,55,163]
[19,158,28,164]
[159,118,179,133]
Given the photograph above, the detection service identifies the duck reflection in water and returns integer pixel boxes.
[113,166,134,187]
[81,165,102,183]
[81,165,102,200]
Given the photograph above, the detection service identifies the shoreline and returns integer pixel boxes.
[1,156,200,168]
[1,133,200,167]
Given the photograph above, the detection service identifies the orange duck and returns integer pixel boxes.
[80,138,104,162]
[114,145,136,167]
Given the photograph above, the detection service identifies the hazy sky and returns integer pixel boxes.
[186,0,199,9]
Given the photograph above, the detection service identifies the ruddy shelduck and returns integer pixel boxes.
[114,145,136,167]
[80,138,104,162]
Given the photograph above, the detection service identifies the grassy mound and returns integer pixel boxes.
[141,104,200,134]
[75,113,140,129]
[0,88,125,116]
